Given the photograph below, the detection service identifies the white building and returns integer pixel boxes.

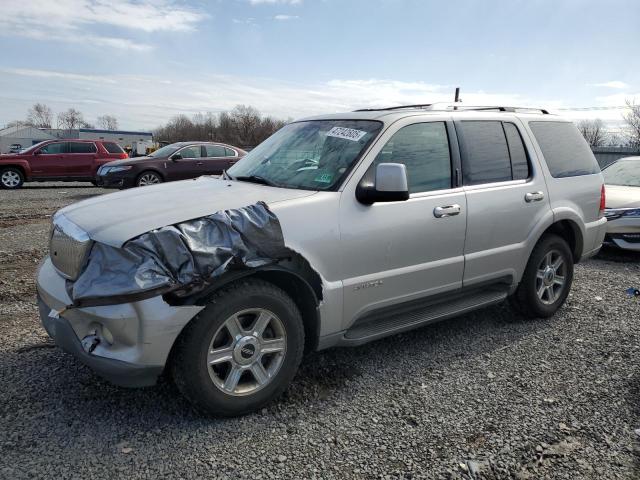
[0,126,56,153]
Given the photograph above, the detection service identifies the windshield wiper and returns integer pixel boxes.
[234,175,279,187]
[221,170,234,180]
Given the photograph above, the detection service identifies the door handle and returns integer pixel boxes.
[196,162,204,166]
[433,204,461,218]
[525,191,545,202]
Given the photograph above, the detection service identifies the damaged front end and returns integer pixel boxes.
[67,201,294,308]
[37,201,318,387]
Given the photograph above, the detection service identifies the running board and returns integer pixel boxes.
[341,286,509,346]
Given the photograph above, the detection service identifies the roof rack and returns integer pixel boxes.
[353,104,550,114]
[354,103,433,112]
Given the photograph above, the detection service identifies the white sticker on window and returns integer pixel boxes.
[326,127,367,142]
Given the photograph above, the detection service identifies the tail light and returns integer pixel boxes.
[599,184,606,218]
[119,153,128,159]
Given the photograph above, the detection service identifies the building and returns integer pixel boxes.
[0,125,56,153]
[43,128,153,149]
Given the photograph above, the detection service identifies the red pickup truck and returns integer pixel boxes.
[0,139,128,189]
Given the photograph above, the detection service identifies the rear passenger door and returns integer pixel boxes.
[454,119,549,288]
[202,145,234,174]
[66,142,98,177]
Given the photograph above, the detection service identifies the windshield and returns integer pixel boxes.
[149,144,181,158]
[227,120,382,190]
[603,159,640,187]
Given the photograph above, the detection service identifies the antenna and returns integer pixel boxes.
[453,87,460,110]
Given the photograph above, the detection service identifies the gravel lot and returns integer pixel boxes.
[1,183,639,479]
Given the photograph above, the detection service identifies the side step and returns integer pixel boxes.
[342,286,509,346]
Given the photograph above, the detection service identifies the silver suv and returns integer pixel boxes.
[37,105,607,416]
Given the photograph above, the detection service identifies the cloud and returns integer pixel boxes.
[0,0,207,50]
[274,14,299,20]
[0,68,630,130]
[588,81,629,89]
[249,0,301,5]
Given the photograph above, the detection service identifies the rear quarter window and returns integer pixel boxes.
[529,121,600,178]
[102,142,125,154]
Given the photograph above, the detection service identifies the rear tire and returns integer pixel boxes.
[171,279,304,417]
[136,171,162,187]
[0,167,24,189]
[510,234,574,318]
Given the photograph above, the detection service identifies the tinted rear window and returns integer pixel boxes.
[458,121,512,185]
[69,142,97,154]
[103,142,124,154]
[205,145,226,157]
[529,122,600,178]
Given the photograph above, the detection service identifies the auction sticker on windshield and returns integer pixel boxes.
[326,127,367,142]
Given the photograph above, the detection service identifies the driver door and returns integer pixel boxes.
[30,141,68,178]
[339,119,467,327]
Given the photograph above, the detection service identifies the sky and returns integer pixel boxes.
[0,0,639,131]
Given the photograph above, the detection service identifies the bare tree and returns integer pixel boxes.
[57,108,85,130]
[27,103,53,128]
[97,115,119,130]
[153,106,286,146]
[623,99,640,148]
[5,120,31,129]
[577,119,608,147]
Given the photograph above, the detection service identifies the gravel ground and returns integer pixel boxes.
[1,183,639,479]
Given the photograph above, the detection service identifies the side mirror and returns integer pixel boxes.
[171,153,182,161]
[356,163,410,204]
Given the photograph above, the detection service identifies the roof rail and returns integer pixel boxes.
[353,103,550,114]
[354,104,433,112]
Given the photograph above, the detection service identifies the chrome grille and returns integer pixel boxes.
[49,214,92,280]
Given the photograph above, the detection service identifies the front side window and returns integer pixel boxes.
[205,145,226,157]
[374,122,452,193]
[39,142,67,154]
[458,121,512,185]
[603,159,640,187]
[69,142,97,154]
[529,121,600,178]
[179,146,202,159]
[227,120,382,190]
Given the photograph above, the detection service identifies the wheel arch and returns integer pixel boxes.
[166,254,323,353]
[540,219,584,263]
[137,169,165,182]
[0,163,28,179]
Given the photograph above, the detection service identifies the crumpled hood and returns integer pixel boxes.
[59,176,316,247]
[605,184,640,209]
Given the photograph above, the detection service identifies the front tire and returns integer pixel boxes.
[510,234,574,318]
[171,279,304,417]
[136,171,162,187]
[0,167,24,189]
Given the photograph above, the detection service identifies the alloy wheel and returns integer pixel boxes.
[138,173,160,186]
[1,170,21,188]
[535,249,567,305]
[207,308,287,396]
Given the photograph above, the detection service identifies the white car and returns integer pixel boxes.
[603,156,640,251]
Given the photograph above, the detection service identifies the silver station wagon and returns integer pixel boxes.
[37,104,607,416]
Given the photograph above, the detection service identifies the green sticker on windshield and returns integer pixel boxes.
[314,173,333,183]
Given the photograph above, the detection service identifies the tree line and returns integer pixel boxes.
[153,105,288,148]
[577,99,640,148]
[5,103,119,131]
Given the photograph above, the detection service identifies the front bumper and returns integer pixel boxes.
[95,173,136,189]
[36,257,203,387]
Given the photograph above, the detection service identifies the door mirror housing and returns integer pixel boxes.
[356,163,410,204]
[171,153,182,161]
